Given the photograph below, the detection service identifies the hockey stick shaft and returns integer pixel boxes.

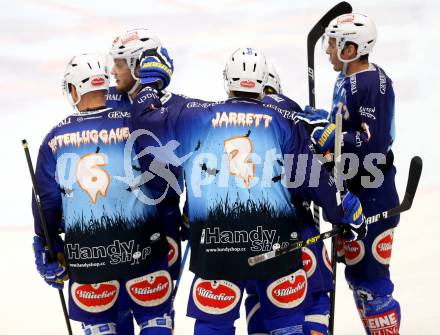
[248,155,423,266]
[329,110,344,334]
[172,241,190,299]
[22,139,73,335]
[170,241,190,330]
[307,1,353,228]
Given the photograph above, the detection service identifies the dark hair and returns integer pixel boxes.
[264,86,277,95]
[231,91,260,99]
[344,42,369,62]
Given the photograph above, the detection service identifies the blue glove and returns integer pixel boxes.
[139,47,174,90]
[297,105,330,123]
[33,235,68,289]
[310,123,336,153]
[341,192,367,241]
[134,86,162,113]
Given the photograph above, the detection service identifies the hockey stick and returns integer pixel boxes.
[170,241,190,332]
[22,140,73,335]
[172,240,190,299]
[307,1,353,229]
[248,155,423,267]
[329,111,343,334]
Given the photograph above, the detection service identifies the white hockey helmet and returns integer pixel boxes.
[223,48,268,96]
[325,13,377,63]
[62,53,109,106]
[109,28,162,80]
[265,63,282,94]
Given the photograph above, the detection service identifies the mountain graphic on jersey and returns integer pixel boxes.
[34,108,167,284]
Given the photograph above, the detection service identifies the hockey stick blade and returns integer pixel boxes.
[248,155,423,267]
[394,155,422,213]
[307,1,352,48]
[366,155,423,224]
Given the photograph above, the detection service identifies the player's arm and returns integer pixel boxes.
[284,122,366,241]
[32,132,68,288]
[297,78,393,159]
[32,132,63,238]
[342,81,394,158]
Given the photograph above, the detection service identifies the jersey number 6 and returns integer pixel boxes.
[76,153,110,204]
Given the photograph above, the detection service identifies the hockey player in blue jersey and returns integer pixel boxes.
[130,47,366,335]
[108,29,187,280]
[298,13,401,335]
[32,53,173,335]
[244,64,333,335]
[107,28,189,334]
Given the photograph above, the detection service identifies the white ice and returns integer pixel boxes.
[0,0,439,333]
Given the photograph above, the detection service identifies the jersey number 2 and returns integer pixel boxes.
[224,136,254,187]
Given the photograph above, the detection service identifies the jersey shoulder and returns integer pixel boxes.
[106,86,128,103]
[346,64,394,98]
[261,95,301,122]
[263,93,303,112]
[45,107,127,140]
[106,86,131,112]
[162,90,193,108]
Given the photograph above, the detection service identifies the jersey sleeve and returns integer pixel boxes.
[283,121,344,224]
[32,131,63,239]
[282,94,303,113]
[343,75,395,159]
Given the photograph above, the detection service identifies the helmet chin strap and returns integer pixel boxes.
[342,62,349,76]
[67,87,82,112]
[337,48,361,76]
[127,65,141,102]
[128,81,140,102]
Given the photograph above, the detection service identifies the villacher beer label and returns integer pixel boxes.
[192,279,241,315]
[71,281,119,313]
[301,247,317,278]
[167,236,179,267]
[372,228,394,265]
[344,240,365,265]
[266,269,307,308]
[126,270,172,307]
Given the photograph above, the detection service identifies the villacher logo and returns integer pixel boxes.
[193,279,241,315]
[126,270,172,307]
[71,281,119,313]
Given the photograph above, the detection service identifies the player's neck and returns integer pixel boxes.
[77,94,106,113]
[129,86,141,102]
[346,61,370,76]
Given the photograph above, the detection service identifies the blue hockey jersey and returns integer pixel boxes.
[106,86,189,279]
[130,96,345,280]
[330,64,399,218]
[33,107,168,283]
